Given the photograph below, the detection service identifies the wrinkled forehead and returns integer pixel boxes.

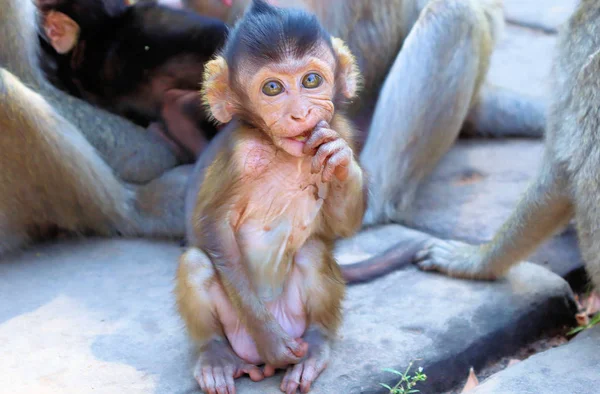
[233,40,336,84]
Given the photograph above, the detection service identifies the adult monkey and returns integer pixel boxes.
[184,0,546,226]
[415,0,600,288]
[0,0,190,257]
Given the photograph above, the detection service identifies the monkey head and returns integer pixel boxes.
[38,0,127,55]
[201,0,361,157]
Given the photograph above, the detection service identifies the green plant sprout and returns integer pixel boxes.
[380,361,427,394]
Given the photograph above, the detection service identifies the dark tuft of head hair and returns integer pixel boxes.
[223,0,332,73]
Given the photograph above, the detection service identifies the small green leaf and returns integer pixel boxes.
[382,368,404,376]
[589,312,600,326]
[567,326,585,336]
[380,383,393,390]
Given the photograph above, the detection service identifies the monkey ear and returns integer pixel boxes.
[331,37,361,99]
[44,11,80,54]
[202,56,235,124]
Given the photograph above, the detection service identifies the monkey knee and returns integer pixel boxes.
[180,247,214,271]
[178,247,215,287]
[424,0,495,52]
[295,239,328,271]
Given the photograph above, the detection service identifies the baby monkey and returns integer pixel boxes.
[37,0,228,161]
[176,1,365,392]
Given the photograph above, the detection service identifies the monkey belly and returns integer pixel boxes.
[212,265,308,365]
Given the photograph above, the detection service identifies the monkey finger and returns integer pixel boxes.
[416,260,441,272]
[282,363,303,394]
[290,337,309,358]
[195,371,206,392]
[413,240,437,262]
[311,140,344,174]
[304,127,338,155]
[316,120,330,129]
[223,366,236,394]
[213,367,228,394]
[299,359,318,393]
[414,249,432,262]
[322,148,351,182]
[202,366,216,393]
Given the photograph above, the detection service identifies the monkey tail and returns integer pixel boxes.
[340,236,429,284]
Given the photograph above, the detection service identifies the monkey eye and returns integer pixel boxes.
[302,73,323,89]
[262,80,284,96]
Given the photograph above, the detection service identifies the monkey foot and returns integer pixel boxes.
[279,329,330,394]
[279,355,328,394]
[194,340,264,394]
[414,239,498,280]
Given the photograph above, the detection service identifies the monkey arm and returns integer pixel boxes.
[477,158,574,274]
[203,217,281,333]
[198,209,308,366]
[322,159,365,238]
[416,156,574,279]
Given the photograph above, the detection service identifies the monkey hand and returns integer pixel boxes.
[304,120,353,182]
[257,323,309,368]
[414,239,500,280]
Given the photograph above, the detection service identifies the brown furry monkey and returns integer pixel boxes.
[176,2,366,393]
[415,0,600,292]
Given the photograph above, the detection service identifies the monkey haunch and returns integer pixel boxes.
[415,1,600,292]
[176,2,364,393]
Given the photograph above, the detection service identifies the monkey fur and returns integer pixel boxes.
[176,2,368,392]
[37,0,229,161]
[185,0,547,226]
[415,0,600,293]
[0,0,192,257]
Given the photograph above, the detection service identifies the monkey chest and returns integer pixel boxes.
[236,164,330,270]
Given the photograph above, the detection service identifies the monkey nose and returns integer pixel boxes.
[290,108,312,122]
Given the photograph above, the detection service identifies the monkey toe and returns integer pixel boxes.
[279,356,325,394]
[196,365,237,394]
[263,364,276,377]
[281,363,303,394]
[240,364,264,382]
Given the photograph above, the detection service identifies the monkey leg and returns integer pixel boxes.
[415,157,574,279]
[0,68,185,255]
[360,0,501,225]
[463,84,547,139]
[176,248,265,393]
[572,162,600,291]
[276,238,344,394]
[2,0,180,184]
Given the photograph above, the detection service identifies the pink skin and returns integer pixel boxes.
[209,262,308,366]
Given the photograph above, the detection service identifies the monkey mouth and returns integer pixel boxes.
[290,129,312,142]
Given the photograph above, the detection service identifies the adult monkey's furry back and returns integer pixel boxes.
[0,0,192,257]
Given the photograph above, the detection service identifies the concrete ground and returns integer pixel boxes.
[2,1,593,394]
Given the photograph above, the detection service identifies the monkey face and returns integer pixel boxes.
[244,53,336,157]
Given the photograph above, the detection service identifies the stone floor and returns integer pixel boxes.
[1,1,593,394]
[470,326,600,394]
[0,237,577,394]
